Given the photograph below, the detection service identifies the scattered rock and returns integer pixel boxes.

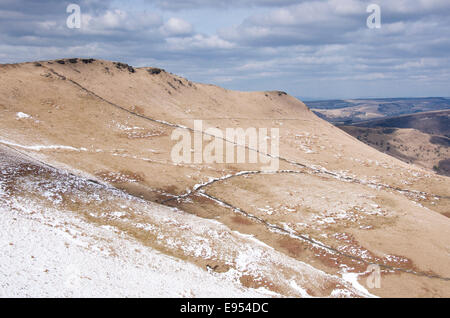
[81,58,95,64]
[114,62,135,73]
[56,60,65,65]
[147,68,164,75]
[68,58,78,64]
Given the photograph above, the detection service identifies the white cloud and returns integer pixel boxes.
[153,0,302,10]
[161,17,193,36]
[166,34,235,49]
[79,9,163,37]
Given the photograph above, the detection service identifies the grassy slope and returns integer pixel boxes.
[0,59,449,297]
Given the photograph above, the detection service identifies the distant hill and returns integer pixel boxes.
[340,110,450,176]
[350,109,450,137]
[307,97,450,125]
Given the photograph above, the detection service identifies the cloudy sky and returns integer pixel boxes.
[0,0,449,99]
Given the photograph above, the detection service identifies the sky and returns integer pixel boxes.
[0,0,449,100]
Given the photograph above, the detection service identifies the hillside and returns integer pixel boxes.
[0,58,449,297]
[339,126,449,176]
[351,110,450,137]
[340,110,450,176]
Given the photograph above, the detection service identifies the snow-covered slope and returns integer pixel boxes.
[0,145,372,297]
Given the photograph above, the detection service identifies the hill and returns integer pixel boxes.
[340,110,450,176]
[351,109,450,137]
[308,98,450,125]
[0,58,449,297]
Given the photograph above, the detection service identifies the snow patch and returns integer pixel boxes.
[16,112,31,119]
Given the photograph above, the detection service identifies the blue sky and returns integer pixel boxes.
[0,0,449,99]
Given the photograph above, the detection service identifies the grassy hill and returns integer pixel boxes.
[0,58,449,297]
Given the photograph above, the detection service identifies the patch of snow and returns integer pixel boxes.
[16,112,31,119]
[289,280,312,298]
[0,205,273,298]
[0,139,87,152]
[232,231,274,250]
[341,271,378,298]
